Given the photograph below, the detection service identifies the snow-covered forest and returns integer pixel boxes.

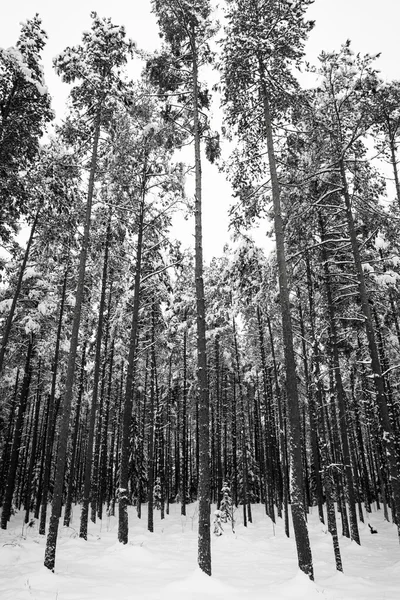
[1,1,400,597]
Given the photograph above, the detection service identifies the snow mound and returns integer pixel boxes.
[269,569,322,598]
[164,567,238,599]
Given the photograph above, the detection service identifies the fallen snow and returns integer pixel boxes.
[0,503,399,599]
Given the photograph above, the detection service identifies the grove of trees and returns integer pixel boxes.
[2,0,400,581]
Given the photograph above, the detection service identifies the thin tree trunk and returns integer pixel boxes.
[267,314,289,537]
[165,355,173,516]
[259,65,313,579]
[17,378,34,511]
[320,396,343,572]
[233,316,251,525]
[351,370,372,513]
[24,360,42,524]
[108,365,124,516]
[0,369,20,501]
[326,356,350,540]
[39,265,69,535]
[64,343,86,527]
[256,307,275,521]
[137,354,149,519]
[1,336,34,528]
[304,255,325,524]
[231,376,238,508]
[0,208,40,376]
[80,217,111,539]
[118,186,145,544]
[215,334,223,509]
[148,311,156,534]
[191,26,211,576]
[389,138,400,210]
[34,386,50,518]
[181,324,188,516]
[98,336,114,520]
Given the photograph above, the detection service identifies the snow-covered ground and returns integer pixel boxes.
[0,502,399,599]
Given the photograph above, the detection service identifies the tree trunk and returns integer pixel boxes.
[215,334,223,509]
[165,355,173,516]
[0,369,20,502]
[44,107,101,572]
[233,317,251,525]
[191,27,211,576]
[98,336,114,520]
[320,396,343,572]
[181,324,188,516]
[39,264,69,535]
[1,336,34,528]
[64,343,86,527]
[80,217,111,539]
[108,365,124,516]
[231,376,238,508]
[137,354,148,519]
[118,187,145,544]
[148,311,156,534]
[256,307,275,521]
[34,383,50,519]
[259,65,313,579]
[389,138,400,210]
[24,360,42,524]
[267,314,289,537]
[350,369,372,513]
[304,255,325,524]
[339,158,400,539]
[319,212,360,545]
[0,208,40,376]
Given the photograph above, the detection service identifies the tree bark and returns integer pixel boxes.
[80,217,111,539]
[1,336,34,528]
[118,187,145,544]
[44,107,101,571]
[191,27,211,576]
[147,311,156,534]
[24,360,42,524]
[181,323,188,515]
[98,336,114,520]
[389,138,400,211]
[39,264,69,535]
[64,343,86,527]
[259,65,313,579]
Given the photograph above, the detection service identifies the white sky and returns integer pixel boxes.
[1,0,399,261]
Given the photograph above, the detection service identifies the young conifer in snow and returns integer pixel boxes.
[220,481,235,531]
[213,482,235,536]
[154,477,162,510]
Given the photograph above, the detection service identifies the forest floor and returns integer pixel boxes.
[0,502,399,599]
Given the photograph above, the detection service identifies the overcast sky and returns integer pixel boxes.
[1,1,399,261]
